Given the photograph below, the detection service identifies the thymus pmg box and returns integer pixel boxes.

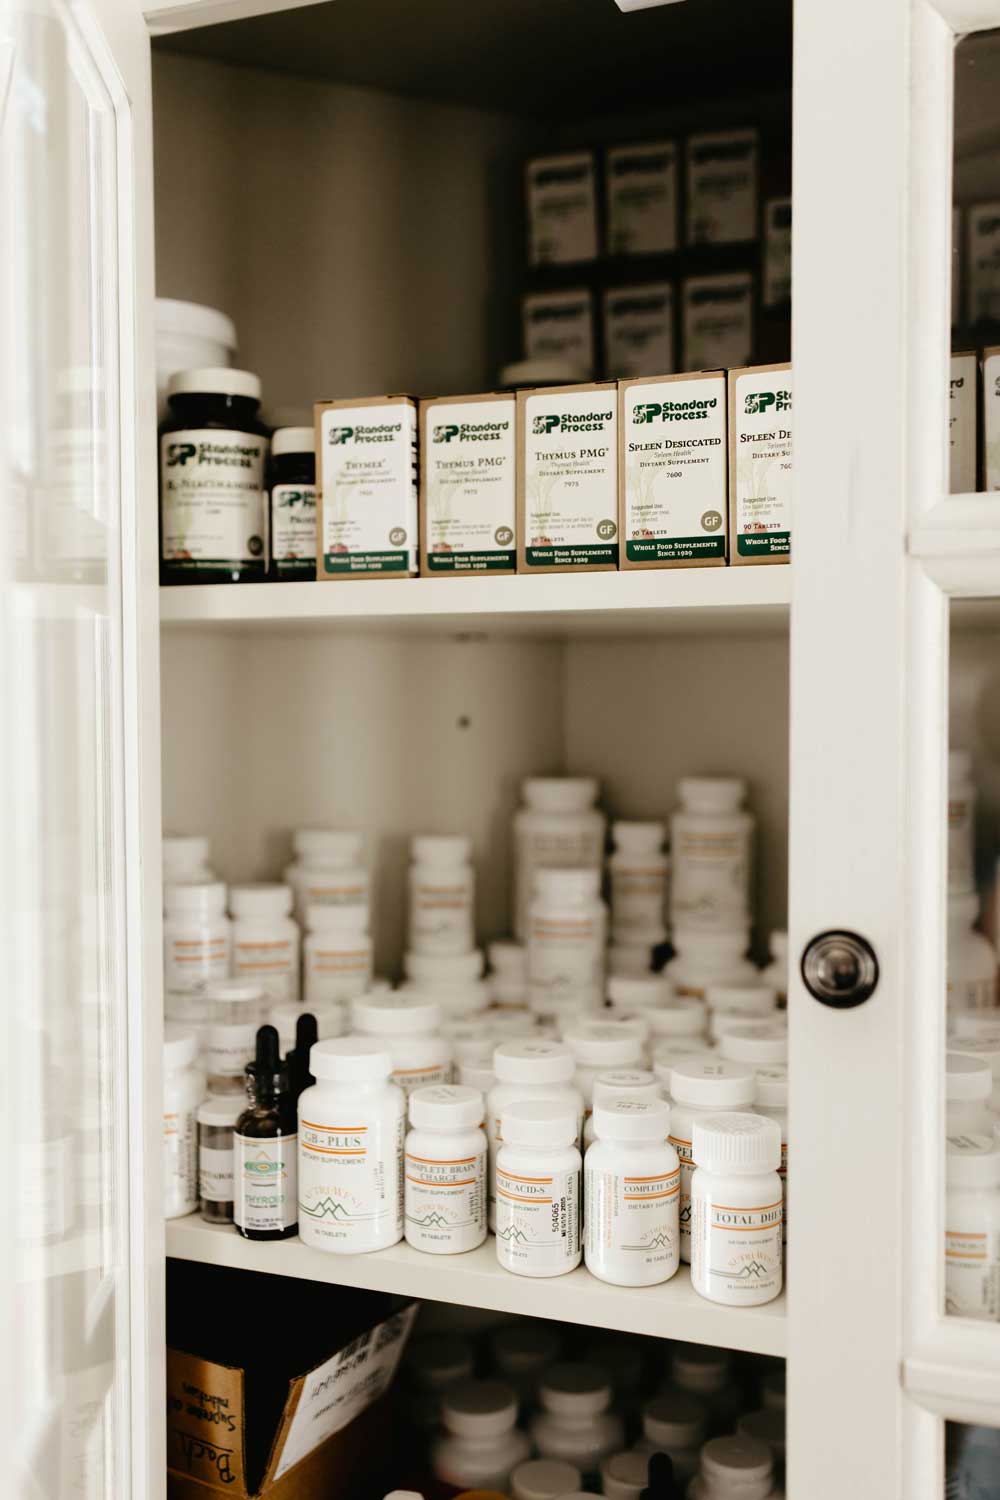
[728,364,793,566]
[419,393,516,575]
[315,395,417,580]
[982,347,1000,491]
[517,382,619,572]
[619,372,727,569]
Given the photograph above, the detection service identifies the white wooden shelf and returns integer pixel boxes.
[166,1216,786,1356]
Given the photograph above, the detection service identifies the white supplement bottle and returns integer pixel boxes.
[230,883,300,1004]
[284,829,369,925]
[954,1012,1000,1042]
[489,939,528,1009]
[496,1099,582,1277]
[760,930,789,1008]
[584,1068,661,1147]
[163,881,232,1005]
[947,1051,996,1134]
[609,821,669,948]
[433,1381,530,1493]
[162,834,214,888]
[667,927,757,1001]
[488,1319,563,1401]
[607,971,674,1019]
[197,1094,241,1224]
[403,1332,475,1430]
[528,868,607,1018]
[297,1037,405,1253]
[404,1084,487,1254]
[667,1345,742,1434]
[690,1112,783,1307]
[409,835,475,955]
[633,1393,708,1484]
[949,750,976,896]
[945,1133,1000,1319]
[953,1036,1000,1114]
[717,1025,788,1068]
[352,992,452,1097]
[304,904,373,1004]
[670,778,754,932]
[947,892,997,1013]
[645,996,709,1051]
[600,1452,650,1500]
[163,1026,201,1219]
[754,1067,789,1245]
[487,1039,583,1229]
[584,1097,679,1286]
[669,1054,756,1261]
[563,1019,644,1113]
[652,1038,714,1085]
[736,1410,786,1475]
[688,1435,776,1500]
[511,1459,584,1500]
[530,1364,624,1484]
[514,777,606,942]
[203,978,267,1093]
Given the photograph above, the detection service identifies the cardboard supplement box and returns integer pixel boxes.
[525,151,598,266]
[949,352,976,494]
[517,382,619,572]
[728,363,793,565]
[315,395,417,579]
[682,273,753,372]
[605,141,678,256]
[419,392,516,575]
[522,289,594,376]
[603,285,675,380]
[619,371,727,569]
[982,346,1000,491]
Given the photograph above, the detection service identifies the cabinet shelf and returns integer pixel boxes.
[166,1216,786,1355]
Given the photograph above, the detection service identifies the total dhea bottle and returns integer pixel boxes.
[159,367,269,584]
[234,1025,298,1241]
[487,1039,583,1229]
[297,1036,405,1253]
[528,868,607,1020]
[514,777,606,942]
[268,426,316,580]
[404,1084,487,1254]
[230,883,300,1004]
[945,1133,1000,1319]
[584,1097,679,1286]
[670,778,754,932]
[409,835,476,955]
[495,1099,582,1277]
[689,1112,783,1307]
[668,1055,756,1261]
[609,821,669,949]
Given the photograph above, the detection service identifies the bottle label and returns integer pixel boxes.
[164,1107,198,1215]
[271,482,317,562]
[671,826,751,928]
[234,1133,297,1233]
[585,1163,680,1274]
[319,403,417,575]
[611,864,667,939]
[404,1146,486,1252]
[300,876,368,909]
[690,1191,783,1301]
[164,929,230,993]
[410,879,474,951]
[233,937,297,1003]
[945,1224,1000,1318]
[199,1144,234,1204]
[391,1062,453,1098]
[160,429,267,569]
[495,1163,580,1273]
[670,1133,695,1259]
[299,1113,404,1248]
[527,910,605,1005]
[516,826,603,939]
[305,943,372,1003]
[423,398,516,571]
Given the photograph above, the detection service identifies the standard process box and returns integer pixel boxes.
[603,284,675,380]
[619,371,728,569]
[419,392,516,575]
[605,141,679,256]
[984,346,1000,490]
[728,363,793,565]
[517,382,619,573]
[949,352,976,494]
[525,151,598,266]
[522,289,594,376]
[315,395,417,579]
[166,1261,416,1500]
[682,273,753,372]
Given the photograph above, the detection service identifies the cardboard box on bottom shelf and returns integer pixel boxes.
[618,370,728,569]
[517,381,619,572]
[166,1261,417,1500]
[315,395,418,580]
[419,392,516,575]
[728,363,793,565]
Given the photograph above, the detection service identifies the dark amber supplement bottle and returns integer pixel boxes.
[234,1025,297,1241]
[268,427,316,581]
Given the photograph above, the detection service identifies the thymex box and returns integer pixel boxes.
[517,382,619,573]
[728,363,793,565]
[315,395,417,580]
[984,346,1000,491]
[419,393,516,575]
[619,371,727,569]
[949,353,976,494]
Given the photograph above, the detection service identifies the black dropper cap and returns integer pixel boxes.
[287,1012,318,1102]
[641,1452,677,1500]
[246,1024,285,1103]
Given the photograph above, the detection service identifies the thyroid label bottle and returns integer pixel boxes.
[689,1112,783,1307]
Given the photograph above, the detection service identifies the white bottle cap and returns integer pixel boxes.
[501,1097,578,1148]
[405,948,485,982]
[705,982,777,1015]
[946,1051,993,1101]
[692,1112,782,1174]
[403,978,491,1016]
[612,820,665,852]
[512,1459,584,1500]
[405,1333,475,1390]
[539,1363,611,1417]
[155,297,237,348]
[768,930,789,962]
[271,425,315,456]
[490,1320,562,1374]
[644,997,707,1038]
[607,974,673,1010]
[950,748,973,783]
[736,1409,786,1459]
[591,1096,670,1142]
[523,777,598,813]
[164,1025,199,1069]
[271,1000,345,1049]
[669,1055,755,1107]
[165,880,227,918]
[310,1036,393,1082]
[409,1083,484,1130]
[754,1066,788,1109]
[489,939,526,976]
[412,833,472,864]
[197,1095,243,1127]
[678,777,746,813]
[441,1379,518,1438]
[710,1011,785,1046]
[203,978,265,1005]
[229,882,294,919]
[305,903,368,931]
[493,1039,575,1084]
[952,1039,1000,1080]
[460,1060,496,1092]
[163,834,210,867]
[600,1452,648,1500]
[672,1344,732,1393]
[167,366,261,402]
[592,1069,660,1109]
[562,1020,643,1068]
[700,1435,773,1488]
[293,829,363,863]
[947,1133,1000,1186]
[445,1018,496,1053]
[534,867,601,903]
[489,1009,538,1037]
[672,925,751,957]
[652,1039,713,1083]
[642,1393,708,1448]
[718,1025,789,1066]
[353,993,441,1036]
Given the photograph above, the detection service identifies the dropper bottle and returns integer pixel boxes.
[641,1452,678,1500]
[234,1024,298,1241]
[287,1012,318,1105]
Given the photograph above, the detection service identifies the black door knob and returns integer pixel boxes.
[801,931,879,1008]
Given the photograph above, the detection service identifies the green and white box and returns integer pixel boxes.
[419,393,516,576]
[686,129,758,245]
[682,273,753,372]
[949,353,976,494]
[315,395,417,580]
[517,382,619,573]
[983,346,1000,490]
[522,290,594,376]
[604,284,675,379]
[605,142,678,256]
[526,152,598,266]
[619,371,727,569]
[729,363,792,566]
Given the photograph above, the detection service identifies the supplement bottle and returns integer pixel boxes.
[735,1411,786,1479]
[403,1333,475,1430]
[644,996,709,1051]
[670,778,754,932]
[297,1036,405,1253]
[563,1019,644,1113]
[717,1025,788,1068]
[688,1436,776,1500]
[487,1039,583,1229]
[304,904,373,1005]
[234,1024,297,1241]
[162,834,215,888]
[528,868,607,1018]
[947,1051,996,1134]
[268,426,316,581]
[606,971,673,1014]
[760,931,789,1008]
[633,1393,708,1484]
[489,939,528,1009]
[511,1458,583,1500]
[584,1097,679,1286]
[432,1381,530,1493]
[945,1133,1000,1318]
[460,1058,496,1093]
[163,1026,201,1219]
[203,978,267,1094]
[667,1345,742,1434]
[163,881,232,1010]
[609,821,669,949]
[753,1067,788,1245]
[953,1036,1000,1114]
[514,777,605,942]
[159,367,269,584]
[652,1038,714,1085]
[488,1319,563,1401]
[409,835,476,955]
[600,1452,650,1500]
[496,1099,582,1277]
[530,1364,624,1484]
[583,1068,661,1147]
[690,1112,783,1307]
[668,1055,755,1261]
[666,928,756,1001]
[197,1094,242,1224]
[270,999,345,1054]
[284,829,369,924]
[947,892,997,1014]
[950,749,976,896]
[404,1084,487,1254]
[403,950,491,1019]
[352,993,452,1096]
[230,883,300,1004]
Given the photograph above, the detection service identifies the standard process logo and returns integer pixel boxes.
[328,422,401,445]
[744,389,791,415]
[632,397,717,424]
[533,409,613,435]
[433,420,509,443]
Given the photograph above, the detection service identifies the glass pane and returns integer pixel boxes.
[0,2,132,1496]
[946,1421,1000,1498]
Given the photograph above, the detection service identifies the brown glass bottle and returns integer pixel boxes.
[234,1025,297,1241]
